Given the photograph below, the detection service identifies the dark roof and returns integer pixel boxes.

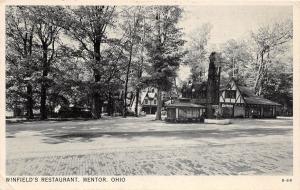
[238,86,256,97]
[237,85,281,106]
[166,102,205,108]
[243,96,281,106]
[185,78,281,106]
[190,82,207,91]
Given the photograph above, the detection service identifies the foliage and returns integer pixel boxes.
[250,19,293,95]
[261,58,293,111]
[5,6,293,119]
[220,39,254,86]
[184,23,213,82]
[144,6,185,91]
[143,6,186,120]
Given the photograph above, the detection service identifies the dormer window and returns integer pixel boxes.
[144,99,148,104]
[225,90,236,99]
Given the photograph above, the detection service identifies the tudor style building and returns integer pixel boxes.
[181,78,281,118]
[140,87,158,114]
[219,79,281,118]
[129,87,179,115]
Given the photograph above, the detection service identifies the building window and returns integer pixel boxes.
[225,90,236,99]
[144,99,148,104]
[154,100,156,105]
[152,88,155,93]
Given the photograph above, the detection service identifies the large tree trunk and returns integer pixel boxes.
[91,90,102,118]
[91,38,102,119]
[40,44,48,120]
[25,33,34,120]
[254,50,267,96]
[92,69,102,119]
[134,62,143,117]
[40,83,47,120]
[254,61,263,95]
[155,88,162,120]
[26,84,34,119]
[107,92,114,116]
[123,42,133,118]
[135,89,140,117]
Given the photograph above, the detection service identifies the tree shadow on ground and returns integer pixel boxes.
[6,118,96,124]
[41,127,292,144]
[230,119,292,127]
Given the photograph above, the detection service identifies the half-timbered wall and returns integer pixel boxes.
[219,81,244,104]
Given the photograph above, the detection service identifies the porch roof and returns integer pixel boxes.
[238,85,281,106]
[166,102,206,108]
[244,96,281,106]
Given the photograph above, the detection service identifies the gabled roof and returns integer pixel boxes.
[147,92,156,99]
[220,78,281,106]
[235,82,281,106]
[185,78,281,106]
[243,96,281,106]
[238,86,256,97]
[237,85,281,106]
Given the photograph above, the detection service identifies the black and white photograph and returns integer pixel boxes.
[3,2,296,183]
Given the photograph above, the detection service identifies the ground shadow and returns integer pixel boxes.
[40,127,292,144]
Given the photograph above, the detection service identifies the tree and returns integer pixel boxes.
[129,7,153,117]
[184,23,213,82]
[6,6,36,119]
[144,6,185,120]
[101,43,127,116]
[46,47,92,112]
[220,39,254,85]
[261,53,293,115]
[30,6,62,120]
[61,6,117,118]
[133,15,147,117]
[6,6,69,120]
[251,19,292,95]
[264,73,292,115]
[119,6,145,117]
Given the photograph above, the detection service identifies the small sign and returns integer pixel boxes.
[212,105,219,109]
[222,104,233,108]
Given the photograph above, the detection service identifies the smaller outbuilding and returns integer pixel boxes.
[165,98,206,122]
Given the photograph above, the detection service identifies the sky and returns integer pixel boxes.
[180,5,292,44]
[177,5,293,81]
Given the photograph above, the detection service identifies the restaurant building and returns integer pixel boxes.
[179,79,281,119]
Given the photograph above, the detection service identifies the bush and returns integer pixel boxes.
[58,107,92,118]
[125,109,135,116]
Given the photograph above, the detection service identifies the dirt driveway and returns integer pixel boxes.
[6,116,293,175]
